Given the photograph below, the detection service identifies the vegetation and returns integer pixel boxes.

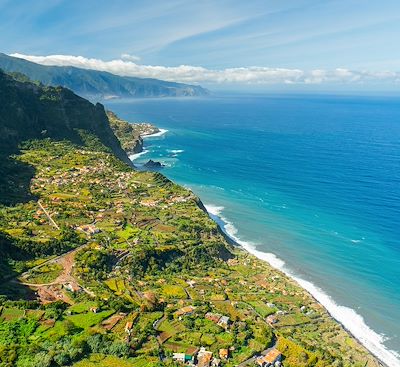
[0,53,209,99]
[0,71,378,366]
[106,111,159,155]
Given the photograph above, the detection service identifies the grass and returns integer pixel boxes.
[277,313,311,327]
[116,225,138,240]
[129,357,160,367]
[104,279,136,302]
[158,319,184,333]
[136,311,163,330]
[26,309,45,319]
[247,301,277,317]
[200,333,216,346]
[164,341,195,354]
[23,263,63,284]
[231,345,255,365]
[68,301,98,314]
[66,310,115,329]
[0,307,25,320]
[39,320,73,341]
[161,284,187,299]
[213,301,244,321]
[209,293,227,301]
[276,336,318,367]
[216,332,234,344]
[104,278,119,292]
[176,331,202,345]
[74,354,159,367]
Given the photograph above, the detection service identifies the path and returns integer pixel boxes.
[16,244,87,285]
[13,244,94,302]
[38,200,60,230]
[153,315,166,331]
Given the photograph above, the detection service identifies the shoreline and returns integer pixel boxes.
[142,128,168,139]
[204,204,397,367]
[129,126,399,367]
[128,129,168,161]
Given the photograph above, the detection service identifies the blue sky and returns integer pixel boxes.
[1,0,400,88]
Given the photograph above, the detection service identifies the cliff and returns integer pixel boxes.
[0,69,130,164]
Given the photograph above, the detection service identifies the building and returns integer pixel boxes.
[264,349,282,365]
[205,312,222,323]
[76,224,100,236]
[219,349,229,359]
[64,282,81,293]
[175,305,196,317]
[197,347,213,367]
[124,321,133,335]
[256,349,282,367]
[172,353,194,364]
[266,315,277,325]
[172,353,185,363]
[217,316,230,329]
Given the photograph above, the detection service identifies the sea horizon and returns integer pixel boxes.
[106,92,400,367]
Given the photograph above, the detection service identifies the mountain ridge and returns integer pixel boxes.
[0,53,209,99]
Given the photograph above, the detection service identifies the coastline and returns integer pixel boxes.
[204,204,397,367]
[128,129,168,161]
[130,127,399,367]
[142,128,168,139]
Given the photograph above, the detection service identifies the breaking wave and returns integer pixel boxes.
[204,203,400,367]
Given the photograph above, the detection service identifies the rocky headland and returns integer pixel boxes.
[106,110,159,156]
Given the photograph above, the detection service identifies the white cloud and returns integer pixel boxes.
[9,53,400,85]
[120,53,141,62]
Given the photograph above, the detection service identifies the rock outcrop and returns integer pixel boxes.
[143,159,164,169]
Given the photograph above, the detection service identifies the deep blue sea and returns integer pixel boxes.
[106,93,400,366]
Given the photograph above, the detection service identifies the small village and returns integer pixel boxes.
[0,138,379,367]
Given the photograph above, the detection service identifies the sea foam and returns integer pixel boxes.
[143,128,168,138]
[204,204,400,367]
[167,149,184,154]
[129,149,149,160]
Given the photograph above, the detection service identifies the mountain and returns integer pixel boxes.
[0,53,209,99]
[0,69,131,205]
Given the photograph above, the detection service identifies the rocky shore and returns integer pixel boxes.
[106,110,160,156]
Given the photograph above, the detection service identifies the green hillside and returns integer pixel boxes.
[0,53,209,99]
[0,72,379,367]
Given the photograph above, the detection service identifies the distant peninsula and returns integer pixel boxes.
[0,53,209,100]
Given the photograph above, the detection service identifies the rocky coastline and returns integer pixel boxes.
[106,110,160,156]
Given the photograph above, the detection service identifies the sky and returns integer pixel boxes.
[1,0,400,90]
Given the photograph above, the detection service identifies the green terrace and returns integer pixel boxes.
[0,138,377,367]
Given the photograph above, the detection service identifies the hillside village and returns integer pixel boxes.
[0,133,380,367]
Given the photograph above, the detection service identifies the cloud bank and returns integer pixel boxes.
[10,53,400,85]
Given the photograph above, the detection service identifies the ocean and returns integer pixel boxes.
[106,93,400,366]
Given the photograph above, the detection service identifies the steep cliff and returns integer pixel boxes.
[0,69,130,165]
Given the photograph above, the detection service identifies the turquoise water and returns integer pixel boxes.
[106,94,400,366]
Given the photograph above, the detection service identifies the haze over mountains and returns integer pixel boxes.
[0,53,209,100]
